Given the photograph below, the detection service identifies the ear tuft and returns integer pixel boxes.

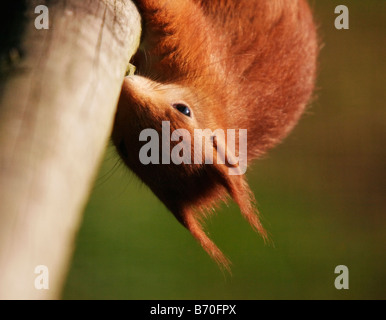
[212,160,270,243]
[182,209,231,273]
[230,178,269,243]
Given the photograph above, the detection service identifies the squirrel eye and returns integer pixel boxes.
[172,103,191,117]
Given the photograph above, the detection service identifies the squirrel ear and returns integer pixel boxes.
[210,135,268,241]
[180,207,231,273]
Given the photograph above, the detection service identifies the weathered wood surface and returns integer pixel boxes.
[0,0,141,299]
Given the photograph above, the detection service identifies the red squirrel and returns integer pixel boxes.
[112,0,318,270]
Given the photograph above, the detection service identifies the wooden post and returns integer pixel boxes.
[0,0,141,299]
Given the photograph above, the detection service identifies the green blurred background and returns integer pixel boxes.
[63,1,386,299]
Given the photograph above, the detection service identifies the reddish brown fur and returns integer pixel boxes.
[112,0,318,271]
